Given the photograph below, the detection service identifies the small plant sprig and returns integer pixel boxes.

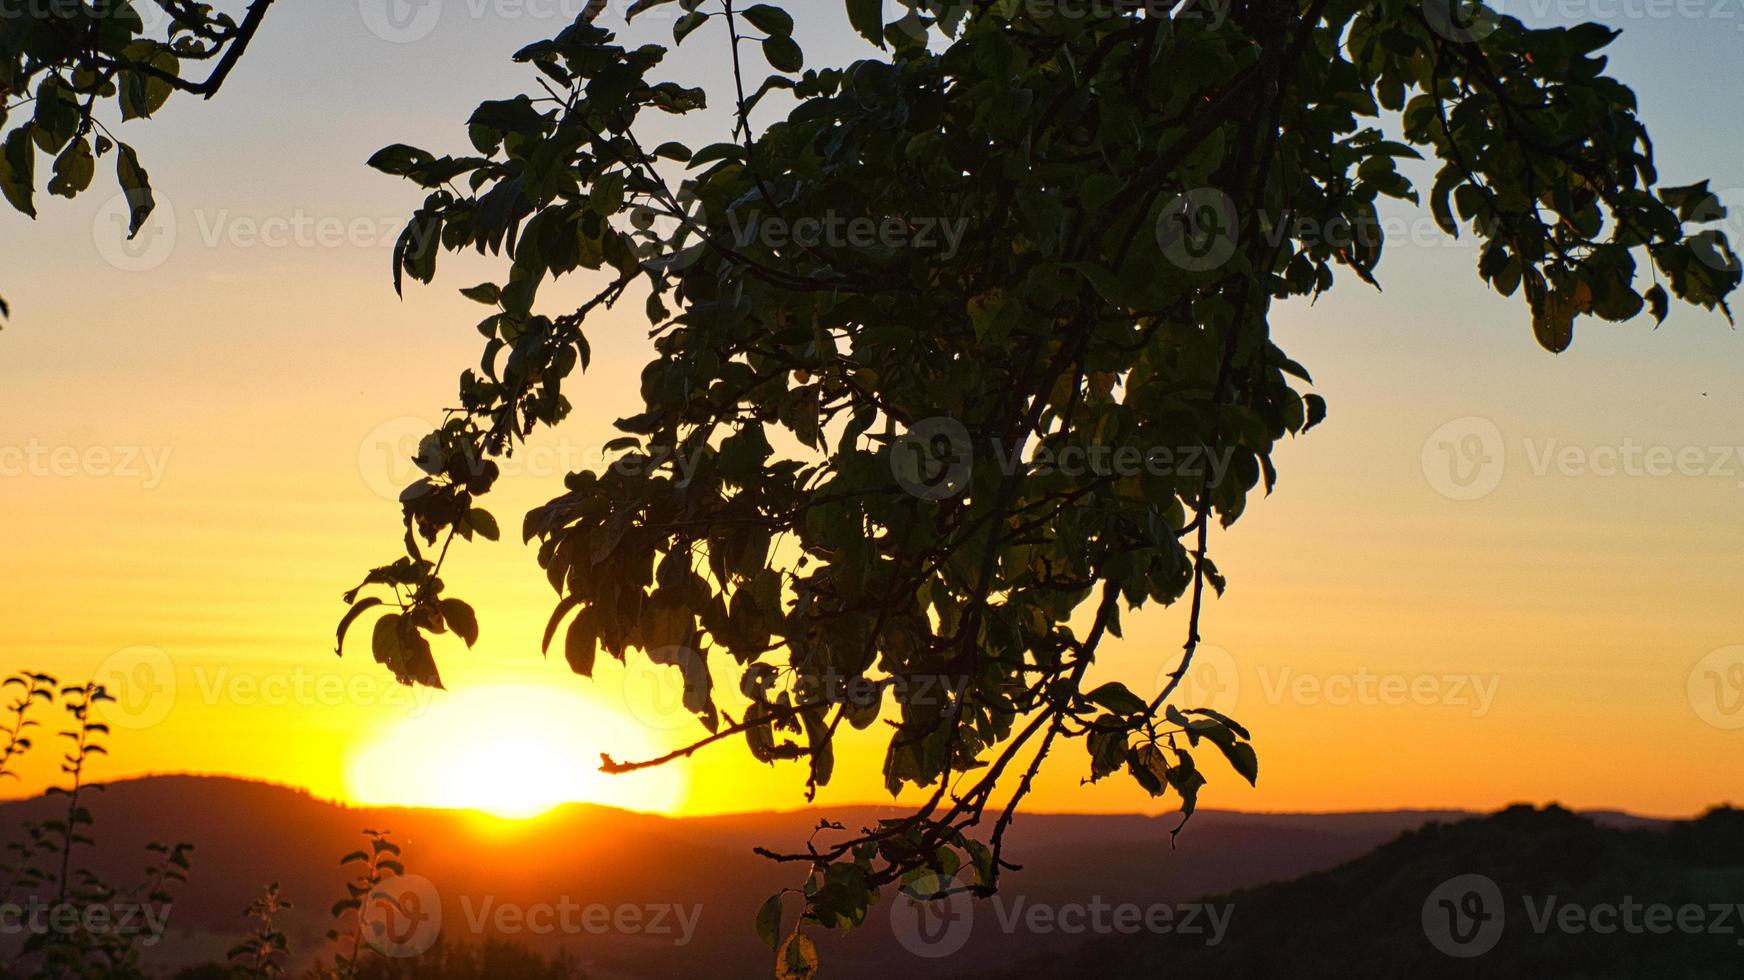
[5,674,194,980]
[1,672,58,913]
[325,830,408,980]
[21,682,119,977]
[43,840,195,980]
[48,682,115,907]
[0,672,58,979]
[0,671,56,782]
[229,882,295,979]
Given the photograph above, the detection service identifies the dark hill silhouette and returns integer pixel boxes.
[3,778,1710,978]
[984,804,1744,980]
[0,775,1506,978]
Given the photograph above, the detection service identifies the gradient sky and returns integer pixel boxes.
[2,1,1741,819]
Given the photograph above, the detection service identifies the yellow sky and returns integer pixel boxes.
[2,4,1741,820]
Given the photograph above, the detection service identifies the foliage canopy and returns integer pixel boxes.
[0,0,275,320]
[333,0,1737,955]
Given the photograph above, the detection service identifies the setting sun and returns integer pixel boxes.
[344,685,687,819]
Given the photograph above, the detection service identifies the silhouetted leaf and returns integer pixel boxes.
[335,598,385,656]
[775,930,818,980]
[755,893,783,950]
[440,598,480,648]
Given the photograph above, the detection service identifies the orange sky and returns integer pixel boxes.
[1,4,1741,820]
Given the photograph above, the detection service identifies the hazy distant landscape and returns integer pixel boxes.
[4,777,1733,978]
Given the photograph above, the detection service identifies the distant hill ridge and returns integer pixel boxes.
[984,803,1744,980]
[0,776,1709,979]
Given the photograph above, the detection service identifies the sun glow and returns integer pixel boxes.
[344,684,687,819]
